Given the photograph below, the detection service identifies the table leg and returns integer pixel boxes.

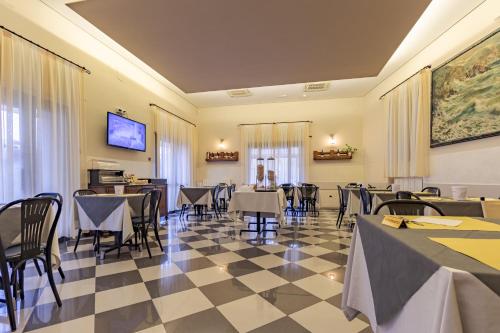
[256,212,261,233]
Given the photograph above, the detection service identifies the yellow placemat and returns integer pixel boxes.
[429,237,500,270]
[402,216,500,231]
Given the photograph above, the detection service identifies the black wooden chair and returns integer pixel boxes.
[299,184,319,217]
[336,185,348,228]
[33,193,66,280]
[396,191,421,200]
[132,189,163,258]
[422,187,441,197]
[280,183,296,215]
[73,189,98,252]
[359,187,373,215]
[373,199,445,216]
[1,197,63,308]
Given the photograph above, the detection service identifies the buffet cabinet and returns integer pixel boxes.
[88,184,168,218]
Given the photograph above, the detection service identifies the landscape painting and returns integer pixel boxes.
[431,29,500,147]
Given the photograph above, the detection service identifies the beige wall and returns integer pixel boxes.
[0,2,198,184]
[197,98,364,186]
[362,0,500,193]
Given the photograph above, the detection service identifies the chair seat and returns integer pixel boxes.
[4,244,44,261]
[131,216,151,224]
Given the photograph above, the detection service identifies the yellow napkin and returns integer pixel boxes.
[429,238,500,270]
[403,216,500,231]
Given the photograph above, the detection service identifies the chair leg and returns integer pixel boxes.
[153,223,164,252]
[45,253,62,307]
[142,227,152,258]
[19,263,25,300]
[33,258,43,276]
[74,229,82,252]
[58,266,65,280]
[0,258,16,331]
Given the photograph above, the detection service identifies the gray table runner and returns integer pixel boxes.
[356,215,500,325]
[75,196,126,227]
[374,193,484,217]
[181,188,211,204]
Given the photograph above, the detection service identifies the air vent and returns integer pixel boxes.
[227,89,252,97]
[304,82,330,92]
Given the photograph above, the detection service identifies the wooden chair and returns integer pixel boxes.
[373,199,445,216]
[73,189,97,252]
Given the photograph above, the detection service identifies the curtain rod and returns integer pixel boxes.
[149,103,197,127]
[238,120,312,126]
[0,25,91,75]
[379,65,431,100]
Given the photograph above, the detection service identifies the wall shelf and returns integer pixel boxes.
[313,150,353,160]
[206,151,239,162]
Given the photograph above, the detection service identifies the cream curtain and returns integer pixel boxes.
[0,29,83,238]
[240,122,310,184]
[153,107,195,211]
[384,68,430,178]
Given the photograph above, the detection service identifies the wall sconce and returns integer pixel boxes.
[329,134,337,146]
[218,139,226,149]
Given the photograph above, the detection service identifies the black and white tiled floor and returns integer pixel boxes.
[1,210,372,333]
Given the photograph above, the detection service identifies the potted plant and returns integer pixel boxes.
[344,144,358,156]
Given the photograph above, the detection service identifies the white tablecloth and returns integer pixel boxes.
[342,227,500,333]
[176,187,213,208]
[73,195,135,244]
[228,189,287,222]
[0,204,61,268]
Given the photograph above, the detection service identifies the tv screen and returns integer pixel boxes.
[107,112,146,151]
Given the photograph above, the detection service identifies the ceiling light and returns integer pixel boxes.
[302,94,307,97]
[277,94,288,98]
[304,81,330,92]
[227,89,252,97]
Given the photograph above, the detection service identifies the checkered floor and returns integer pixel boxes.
[1,210,373,333]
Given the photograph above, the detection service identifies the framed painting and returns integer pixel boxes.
[431,29,500,148]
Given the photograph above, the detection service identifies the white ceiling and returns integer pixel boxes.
[42,0,486,108]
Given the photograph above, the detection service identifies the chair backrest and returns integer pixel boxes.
[73,189,97,197]
[35,192,63,207]
[141,189,162,224]
[481,201,500,219]
[280,184,295,200]
[396,191,421,200]
[346,183,361,188]
[0,198,61,260]
[422,187,441,197]
[359,188,372,214]
[337,185,346,208]
[137,186,156,194]
[228,184,236,200]
[373,199,445,216]
[300,185,318,200]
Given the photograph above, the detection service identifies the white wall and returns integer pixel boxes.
[0,2,198,185]
[362,0,500,195]
[197,98,364,206]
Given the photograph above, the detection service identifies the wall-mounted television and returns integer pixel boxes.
[107,112,146,152]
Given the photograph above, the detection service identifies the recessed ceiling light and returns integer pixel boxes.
[277,94,288,98]
[303,94,307,97]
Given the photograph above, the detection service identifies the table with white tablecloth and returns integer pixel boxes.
[342,215,500,333]
[228,189,287,233]
[176,187,213,208]
[73,194,142,244]
[0,204,61,268]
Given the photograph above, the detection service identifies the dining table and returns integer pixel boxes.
[342,214,500,333]
[228,189,287,235]
[371,193,495,217]
[73,193,146,257]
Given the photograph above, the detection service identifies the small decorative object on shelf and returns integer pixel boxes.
[205,151,239,162]
[313,145,358,160]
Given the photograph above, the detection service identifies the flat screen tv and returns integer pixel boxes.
[107,112,146,152]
